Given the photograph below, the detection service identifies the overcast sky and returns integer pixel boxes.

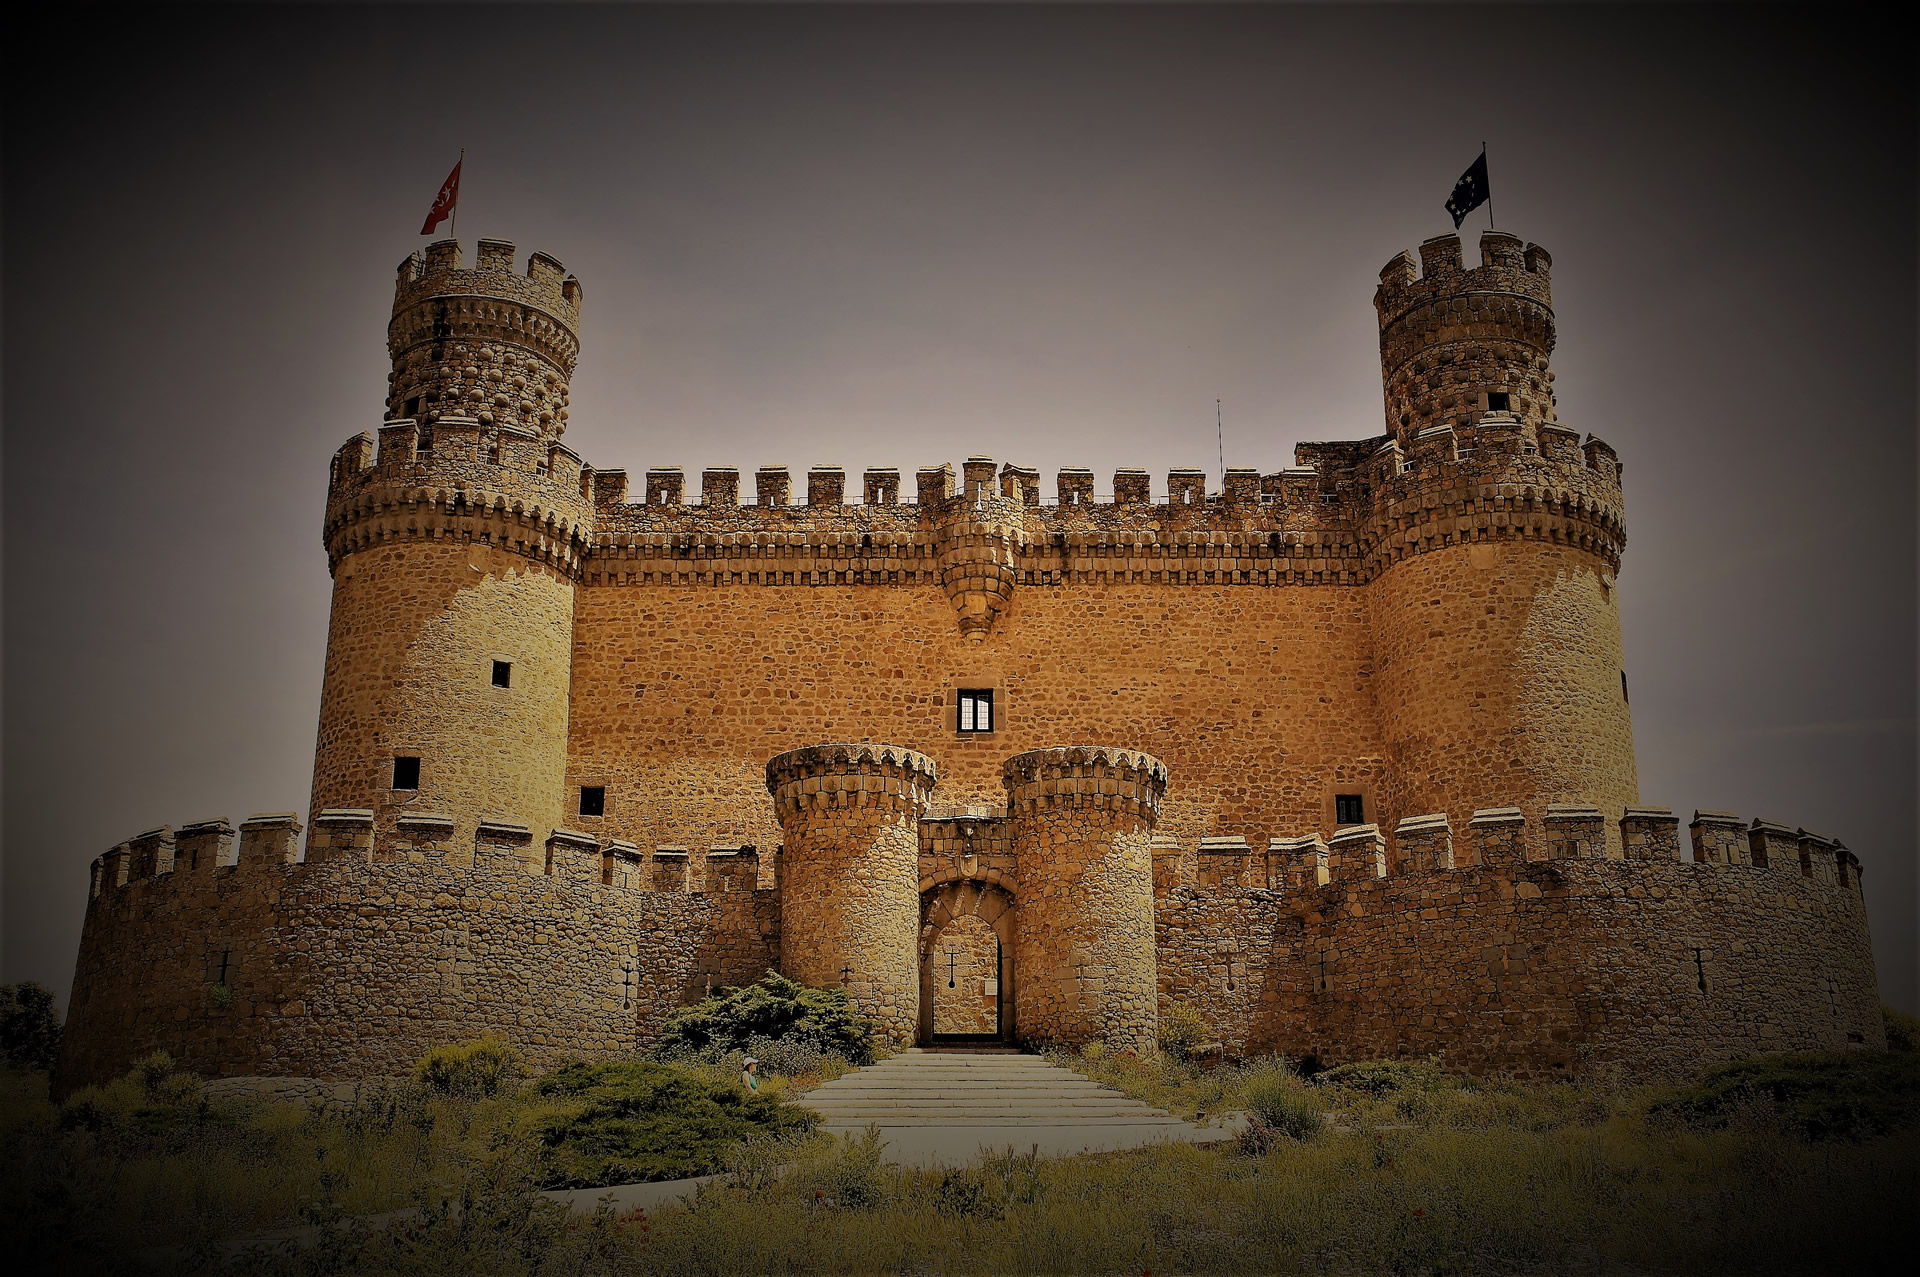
[5,4,1914,1013]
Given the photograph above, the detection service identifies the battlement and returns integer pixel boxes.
[1145,805,1869,899]
[571,434,1622,588]
[1375,229,1552,321]
[1002,746,1168,820]
[86,808,779,904]
[322,419,596,577]
[394,237,582,328]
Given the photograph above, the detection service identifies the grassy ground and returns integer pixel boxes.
[6,1047,1914,1275]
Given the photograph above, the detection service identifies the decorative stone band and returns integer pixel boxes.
[1621,808,1682,861]
[323,475,595,578]
[1001,746,1169,821]
[1327,824,1388,882]
[764,743,940,819]
[1393,813,1454,872]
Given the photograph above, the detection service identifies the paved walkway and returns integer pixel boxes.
[793,1048,1235,1167]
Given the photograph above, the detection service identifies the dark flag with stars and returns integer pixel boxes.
[1445,150,1490,228]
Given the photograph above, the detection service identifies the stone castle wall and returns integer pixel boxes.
[55,813,777,1093]
[1152,808,1882,1077]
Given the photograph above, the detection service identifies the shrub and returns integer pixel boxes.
[534,1058,815,1187]
[1648,1049,1920,1141]
[1240,1073,1324,1152]
[656,970,875,1065]
[412,1034,526,1098]
[1312,1058,1455,1095]
[57,1052,205,1133]
[0,982,62,1073]
[1157,1003,1211,1060]
[1885,1005,1920,1053]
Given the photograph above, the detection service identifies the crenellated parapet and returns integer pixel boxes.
[1001,746,1169,821]
[388,238,581,438]
[764,743,939,818]
[323,417,596,578]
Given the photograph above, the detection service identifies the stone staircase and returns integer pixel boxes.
[794,1048,1233,1166]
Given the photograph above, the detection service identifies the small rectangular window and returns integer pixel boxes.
[1621,670,1629,703]
[1487,391,1511,412]
[392,756,421,790]
[1335,793,1365,825]
[957,689,994,733]
[491,660,512,688]
[579,786,605,818]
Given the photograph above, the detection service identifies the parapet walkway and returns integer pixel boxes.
[796,1047,1234,1167]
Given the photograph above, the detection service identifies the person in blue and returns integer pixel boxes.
[740,1056,760,1092]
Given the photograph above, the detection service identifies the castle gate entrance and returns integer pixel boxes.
[917,879,1017,1045]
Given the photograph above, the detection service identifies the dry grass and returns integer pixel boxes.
[6,1049,1914,1275]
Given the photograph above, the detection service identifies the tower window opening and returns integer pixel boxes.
[957,689,994,734]
[404,396,420,418]
[1621,671,1629,703]
[579,786,606,818]
[1487,391,1511,412]
[392,756,421,790]
[1335,794,1365,825]
[491,660,512,688]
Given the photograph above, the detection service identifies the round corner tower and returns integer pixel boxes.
[767,744,938,1047]
[1365,230,1636,855]
[309,238,595,862]
[1005,746,1166,1050]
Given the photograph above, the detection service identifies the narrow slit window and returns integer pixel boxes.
[579,786,605,818]
[957,689,994,734]
[491,660,512,688]
[1335,793,1365,825]
[1621,670,1629,703]
[1487,391,1512,412]
[392,756,421,790]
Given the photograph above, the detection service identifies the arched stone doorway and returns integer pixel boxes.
[917,876,1017,1045]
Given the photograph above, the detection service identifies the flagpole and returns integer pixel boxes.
[452,148,463,241]
[1216,398,1224,488]
[1483,142,1493,230]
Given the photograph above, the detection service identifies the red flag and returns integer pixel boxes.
[420,157,461,235]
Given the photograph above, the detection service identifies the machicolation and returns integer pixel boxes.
[55,229,1883,1094]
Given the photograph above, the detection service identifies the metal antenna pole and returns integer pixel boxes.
[1216,398,1224,485]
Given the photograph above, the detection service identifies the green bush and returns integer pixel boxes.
[1648,1049,1920,1141]
[57,1052,205,1134]
[534,1058,816,1187]
[656,970,875,1065]
[1885,1005,1920,1053]
[0,982,62,1073]
[412,1034,526,1098]
[1157,1003,1211,1060]
[1241,1073,1323,1149]
[1312,1057,1456,1095]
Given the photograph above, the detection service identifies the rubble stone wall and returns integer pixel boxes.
[54,821,778,1095]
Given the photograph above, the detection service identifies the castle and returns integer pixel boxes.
[55,228,1884,1094]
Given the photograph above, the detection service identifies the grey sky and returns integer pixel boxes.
[5,4,1914,1013]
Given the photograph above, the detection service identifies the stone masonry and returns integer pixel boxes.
[53,228,1883,1094]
